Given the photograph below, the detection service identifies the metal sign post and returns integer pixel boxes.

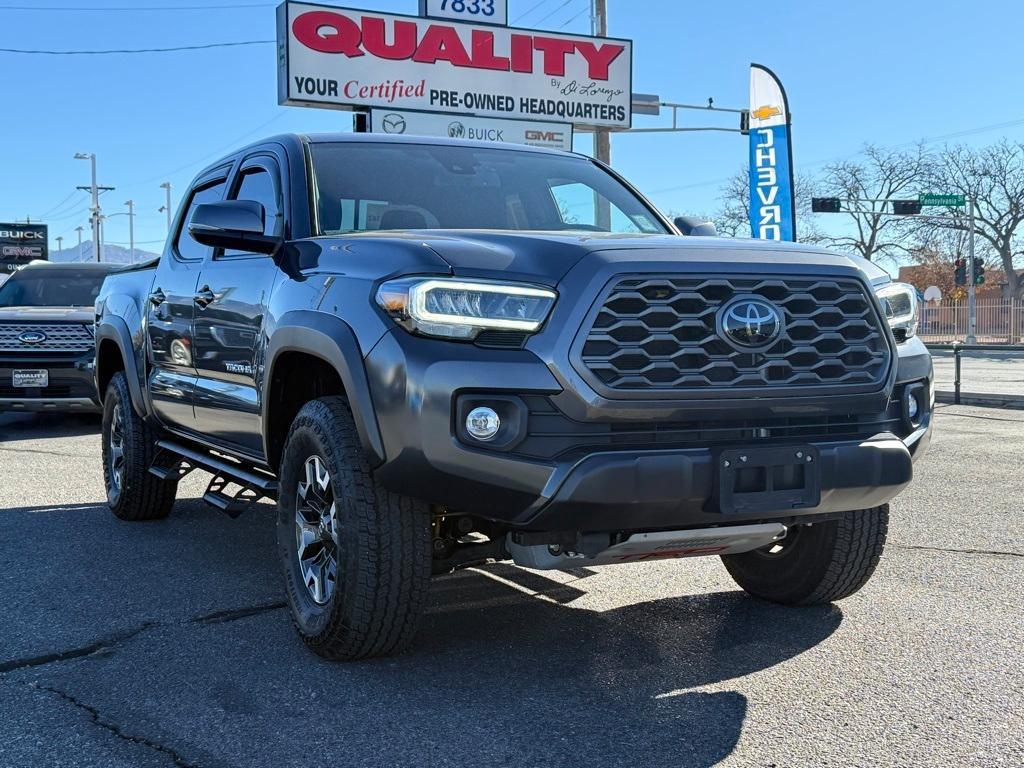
[967,199,977,343]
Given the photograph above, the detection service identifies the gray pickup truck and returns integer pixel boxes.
[94,133,933,660]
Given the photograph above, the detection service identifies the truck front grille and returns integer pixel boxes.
[0,323,94,353]
[580,275,889,392]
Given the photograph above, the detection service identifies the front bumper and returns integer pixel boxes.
[0,351,100,413]
[365,326,933,532]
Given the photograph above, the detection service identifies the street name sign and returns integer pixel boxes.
[919,194,966,207]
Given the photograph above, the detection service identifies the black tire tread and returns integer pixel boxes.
[103,372,176,521]
[281,396,431,660]
[801,505,888,605]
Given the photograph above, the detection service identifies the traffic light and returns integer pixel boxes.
[973,258,985,286]
[811,197,842,213]
[892,200,923,215]
[954,258,967,286]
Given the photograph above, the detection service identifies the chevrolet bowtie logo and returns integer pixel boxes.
[751,105,782,121]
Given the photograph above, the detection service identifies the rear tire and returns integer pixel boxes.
[721,506,888,605]
[102,372,176,521]
[277,396,431,661]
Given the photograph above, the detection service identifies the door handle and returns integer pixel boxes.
[193,286,217,308]
[148,288,166,306]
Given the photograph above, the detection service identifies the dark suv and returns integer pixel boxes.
[0,262,120,413]
[94,134,932,660]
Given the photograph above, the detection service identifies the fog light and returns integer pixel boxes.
[466,407,500,441]
[907,395,919,421]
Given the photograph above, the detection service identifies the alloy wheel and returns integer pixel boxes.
[108,403,126,492]
[295,455,339,605]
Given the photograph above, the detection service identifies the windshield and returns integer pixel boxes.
[0,268,110,308]
[310,142,669,236]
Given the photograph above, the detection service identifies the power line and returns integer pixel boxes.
[533,0,575,26]
[35,190,78,219]
[558,0,590,29]
[0,40,273,55]
[0,3,274,10]
[512,0,552,24]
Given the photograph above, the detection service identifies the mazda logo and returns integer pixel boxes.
[718,298,784,349]
[380,113,406,134]
[18,330,47,344]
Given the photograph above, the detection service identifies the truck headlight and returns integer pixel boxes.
[376,277,557,340]
[875,282,918,340]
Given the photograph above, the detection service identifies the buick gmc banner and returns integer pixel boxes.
[368,108,573,150]
[748,64,796,241]
[0,222,47,273]
[277,1,633,129]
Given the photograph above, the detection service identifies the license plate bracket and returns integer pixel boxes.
[718,445,821,515]
[13,369,48,388]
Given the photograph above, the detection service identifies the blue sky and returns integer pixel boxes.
[2,0,1022,255]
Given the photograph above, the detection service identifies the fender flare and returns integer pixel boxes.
[263,310,386,468]
[94,316,147,418]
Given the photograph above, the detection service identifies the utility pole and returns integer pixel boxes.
[55,235,63,257]
[967,199,977,344]
[125,200,136,263]
[75,226,84,261]
[159,182,173,233]
[74,153,114,262]
[591,0,611,230]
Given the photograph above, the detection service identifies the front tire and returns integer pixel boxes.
[721,506,889,605]
[277,397,431,661]
[102,372,176,521]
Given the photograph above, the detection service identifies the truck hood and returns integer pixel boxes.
[309,231,886,287]
[0,306,95,323]
[411,231,884,286]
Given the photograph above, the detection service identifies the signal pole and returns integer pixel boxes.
[591,0,611,230]
[966,199,977,344]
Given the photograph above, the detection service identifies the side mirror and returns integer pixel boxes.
[674,215,718,237]
[189,200,281,255]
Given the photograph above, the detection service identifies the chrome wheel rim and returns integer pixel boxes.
[108,404,125,492]
[295,455,339,605]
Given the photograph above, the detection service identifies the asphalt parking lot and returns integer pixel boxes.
[1,406,1022,768]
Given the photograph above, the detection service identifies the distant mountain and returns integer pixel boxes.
[49,240,161,265]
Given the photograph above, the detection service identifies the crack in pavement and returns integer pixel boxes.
[31,682,201,768]
[0,445,95,459]
[0,602,287,675]
[893,544,1023,558]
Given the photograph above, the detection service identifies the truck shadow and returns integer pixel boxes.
[389,565,843,767]
[0,412,100,442]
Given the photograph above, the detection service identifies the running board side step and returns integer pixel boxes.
[151,439,278,518]
[507,523,788,570]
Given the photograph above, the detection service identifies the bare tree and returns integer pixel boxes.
[713,167,823,242]
[814,143,929,262]
[921,141,1024,298]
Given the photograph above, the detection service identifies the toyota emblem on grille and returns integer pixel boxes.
[718,298,784,350]
[18,330,47,345]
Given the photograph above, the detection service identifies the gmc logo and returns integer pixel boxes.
[2,246,42,257]
[525,130,565,142]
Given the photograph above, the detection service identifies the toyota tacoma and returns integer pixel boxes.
[94,133,933,660]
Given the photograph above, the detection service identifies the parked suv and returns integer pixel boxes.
[0,261,120,413]
[94,134,932,660]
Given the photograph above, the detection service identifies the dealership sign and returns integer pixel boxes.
[369,108,573,150]
[0,222,47,272]
[277,2,633,128]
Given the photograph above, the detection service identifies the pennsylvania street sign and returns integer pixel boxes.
[919,193,966,207]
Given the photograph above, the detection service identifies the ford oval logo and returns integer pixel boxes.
[718,298,784,349]
[18,330,47,345]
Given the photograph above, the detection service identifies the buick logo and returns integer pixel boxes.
[448,121,466,139]
[718,298,784,349]
[18,330,47,345]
